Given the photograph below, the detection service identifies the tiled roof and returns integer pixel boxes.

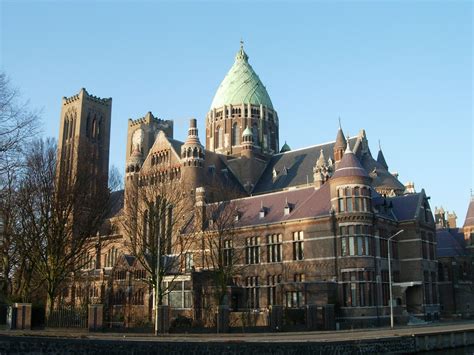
[387,193,421,221]
[463,198,474,227]
[252,137,404,195]
[359,153,405,192]
[436,228,467,257]
[230,184,331,229]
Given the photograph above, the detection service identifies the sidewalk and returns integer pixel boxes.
[2,320,474,343]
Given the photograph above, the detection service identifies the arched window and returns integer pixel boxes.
[217,126,223,148]
[232,123,239,146]
[252,123,258,144]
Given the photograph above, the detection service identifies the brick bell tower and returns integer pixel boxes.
[57,88,112,198]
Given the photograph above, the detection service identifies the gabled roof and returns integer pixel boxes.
[436,228,467,257]
[463,198,474,227]
[388,192,423,221]
[229,184,332,229]
[359,153,405,192]
[252,137,358,194]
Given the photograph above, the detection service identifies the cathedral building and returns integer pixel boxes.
[58,43,439,329]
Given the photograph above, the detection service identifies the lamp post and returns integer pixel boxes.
[154,229,161,336]
[388,229,404,329]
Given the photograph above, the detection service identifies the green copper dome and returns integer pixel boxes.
[210,44,273,110]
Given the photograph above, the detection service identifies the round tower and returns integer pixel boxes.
[206,42,279,157]
[181,118,205,192]
[330,144,372,217]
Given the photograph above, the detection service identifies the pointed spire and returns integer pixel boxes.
[280,141,291,153]
[334,121,347,150]
[316,148,326,167]
[344,135,352,153]
[377,141,389,170]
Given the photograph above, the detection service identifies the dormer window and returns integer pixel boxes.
[234,211,241,222]
[259,207,266,219]
[284,199,292,216]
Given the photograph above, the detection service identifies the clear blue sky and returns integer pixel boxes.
[1,1,472,222]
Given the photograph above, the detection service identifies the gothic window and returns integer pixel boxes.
[105,247,118,268]
[216,126,223,148]
[232,122,239,146]
[252,123,258,144]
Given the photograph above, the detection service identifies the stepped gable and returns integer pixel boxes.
[436,228,467,257]
[463,198,474,227]
[253,137,358,194]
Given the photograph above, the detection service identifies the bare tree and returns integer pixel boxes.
[16,138,112,317]
[121,172,195,315]
[109,165,124,192]
[202,184,247,308]
[0,72,40,173]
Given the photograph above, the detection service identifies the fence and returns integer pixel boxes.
[46,306,87,328]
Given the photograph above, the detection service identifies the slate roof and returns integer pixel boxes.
[207,184,332,230]
[252,137,358,194]
[436,228,467,257]
[332,149,369,179]
[377,149,388,170]
[463,198,474,227]
[359,153,405,192]
[387,192,421,221]
[168,138,184,157]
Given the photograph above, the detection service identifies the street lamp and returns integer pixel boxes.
[388,229,404,329]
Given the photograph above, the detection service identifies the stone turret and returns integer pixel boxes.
[330,144,372,215]
[313,149,333,189]
[333,125,347,163]
[181,119,204,192]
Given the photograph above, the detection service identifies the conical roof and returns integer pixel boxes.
[464,197,474,227]
[332,146,369,179]
[334,128,347,150]
[280,141,291,153]
[210,43,273,110]
[377,149,388,170]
